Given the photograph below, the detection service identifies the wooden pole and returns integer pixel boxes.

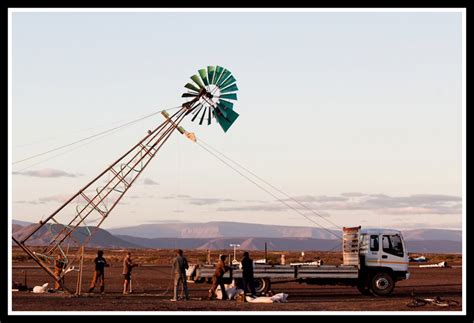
[264,242,267,263]
[76,246,84,295]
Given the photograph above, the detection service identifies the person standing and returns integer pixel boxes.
[122,252,138,294]
[241,251,256,297]
[207,255,230,300]
[53,253,66,291]
[170,249,189,301]
[88,250,110,293]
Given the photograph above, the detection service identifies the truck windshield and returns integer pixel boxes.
[382,234,404,257]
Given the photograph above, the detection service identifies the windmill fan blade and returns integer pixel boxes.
[220,83,238,94]
[219,75,236,90]
[207,66,216,85]
[215,108,239,133]
[191,103,202,113]
[219,93,237,100]
[182,93,198,98]
[190,75,205,89]
[214,66,225,85]
[208,105,212,125]
[219,99,234,110]
[199,69,209,86]
[216,102,230,118]
[185,82,201,92]
[191,105,203,121]
[217,70,232,87]
[199,106,207,125]
[219,99,234,109]
[216,100,235,118]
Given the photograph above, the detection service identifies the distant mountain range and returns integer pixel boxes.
[12,222,140,249]
[107,221,340,239]
[12,220,462,253]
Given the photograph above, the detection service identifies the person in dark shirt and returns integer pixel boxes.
[241,251,256,296]
[54,253,66,290]
[170,249,189,301]
[88,250,110,293]
[122,252,138,294]
[207,255,230,300]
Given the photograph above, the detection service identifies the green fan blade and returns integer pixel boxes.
[220,83,238,94]
[219,99,234,110]
[217,70,232,87]
[207,66,216,84]
[199,69,209,86]
[214,66,225,85]
[219,93,237,100]
[216,103,229,118]
[219,75,236,90]
[190,75,205,89]
[182,93,197,98]
[215,108,239,133]
[185,82,201,92]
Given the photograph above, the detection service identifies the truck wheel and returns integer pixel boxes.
[254,278,271,295]
[370,273,394,296]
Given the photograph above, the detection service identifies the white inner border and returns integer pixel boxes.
[8,7,466,316]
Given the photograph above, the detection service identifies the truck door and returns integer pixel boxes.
[365,234,381,266]
[380,234,408,271]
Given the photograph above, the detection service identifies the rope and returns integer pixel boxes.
[14,127,123,172]
[198,138,342,237]
[14,114,154,149]
[195,141,342,241]
[13,106,181,165]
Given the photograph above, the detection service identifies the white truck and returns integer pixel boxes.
[188,227,410,296]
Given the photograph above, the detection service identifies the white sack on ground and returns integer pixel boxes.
[246,293,289,303]
[32,283,49,293]
[216,281,243,300]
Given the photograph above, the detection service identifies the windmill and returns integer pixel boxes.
[184,65,239,132]
[12,66,239,293]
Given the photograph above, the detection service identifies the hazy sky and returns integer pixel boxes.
[10,10,463,230]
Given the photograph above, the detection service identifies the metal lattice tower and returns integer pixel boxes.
[12,66,239,293]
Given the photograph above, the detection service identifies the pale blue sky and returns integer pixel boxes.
[11,11,463,230]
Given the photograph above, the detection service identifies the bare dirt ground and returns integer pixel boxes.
[11,248,462,312]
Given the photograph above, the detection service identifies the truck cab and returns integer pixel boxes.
[357,228,410,295]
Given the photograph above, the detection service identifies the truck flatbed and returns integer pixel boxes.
[195,263,359,280]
